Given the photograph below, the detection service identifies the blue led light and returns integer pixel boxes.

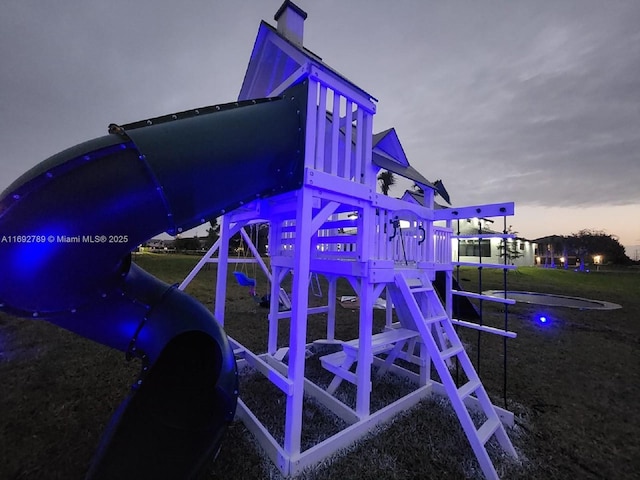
[535,313,550,325]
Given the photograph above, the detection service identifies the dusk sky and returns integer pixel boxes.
[1,1,639,257]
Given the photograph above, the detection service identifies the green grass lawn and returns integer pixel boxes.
[1,255,638,479]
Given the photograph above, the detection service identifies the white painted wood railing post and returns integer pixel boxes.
[362,111,373,186]
[354,108,364,183]
[342,100,353,179]
[315,85,326,171]
[330,92,340,175]
[426,220,434,266]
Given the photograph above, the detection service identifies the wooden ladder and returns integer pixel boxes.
[389,269,518,480]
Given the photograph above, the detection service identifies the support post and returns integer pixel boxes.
[283,186,313,462]
[356,281,373,416]
[355,204,375,416]
[214,215,231,325]
[326,276,337,341]
[268,265,283,355]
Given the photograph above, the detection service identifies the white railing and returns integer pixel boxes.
[433,226,452,266]
[373,210,437,265]
[306,70,374,186]
[275,207,451,271]
[275,219,296,257]
[391,228,425,264]
[313,209,358,259]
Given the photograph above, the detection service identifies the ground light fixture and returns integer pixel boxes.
[535,313,550,325]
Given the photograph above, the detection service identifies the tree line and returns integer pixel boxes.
[536,229,633,266]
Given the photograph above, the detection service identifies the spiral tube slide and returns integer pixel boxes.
[0,81,307,478]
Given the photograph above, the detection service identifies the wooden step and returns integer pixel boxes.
[319,328,420,386]
[457,380,481,400]
[319,351,357,387]
[477,417,501,445]
[440,344,464,360]
[424,314,448,326]
[409,285,432,293]
[405,277,433,293]
[342,328,419,356]
[319,329,419,368]
[319,350,346,368]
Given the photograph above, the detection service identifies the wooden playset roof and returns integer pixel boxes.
[238,20,376,103]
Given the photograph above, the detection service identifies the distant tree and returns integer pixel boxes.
[537,230,632,268]
[568,229,631,267]
[568,232,589,271]
[204,217,219,249]
[257,223,269,256]
[497,226,524,265]
[174,235,201,252]
[377,170,396,196]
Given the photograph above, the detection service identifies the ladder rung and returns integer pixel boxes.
[342,328,419,355]
[457,380,481,400]
[439,344,463,360]
[410,285,432,293]
[424,314,448,325]
[404,276,433,291]
[477,417,501,445]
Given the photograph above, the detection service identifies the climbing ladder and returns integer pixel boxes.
[387,269,518,480]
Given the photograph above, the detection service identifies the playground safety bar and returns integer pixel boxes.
[0,80,308,478]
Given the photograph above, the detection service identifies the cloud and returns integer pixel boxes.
[0,0,637,246]
[373,2,640,210]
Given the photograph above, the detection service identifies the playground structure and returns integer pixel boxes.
[0,2,523,479]
[179,3,520,478]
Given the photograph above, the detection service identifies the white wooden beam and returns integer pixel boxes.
[283,186,313,458]
[308,65,377,114]
[432,202,515,221]
[267,63,311,97]
[178,237,221,290]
